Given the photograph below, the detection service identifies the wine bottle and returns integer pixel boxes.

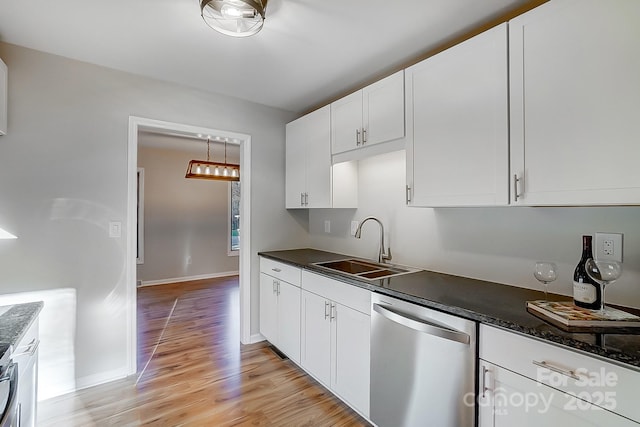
[573,235,601,309]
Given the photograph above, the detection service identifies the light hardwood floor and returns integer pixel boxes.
[38,276,370,426]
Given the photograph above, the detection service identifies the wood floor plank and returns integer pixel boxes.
[38,276,370,426]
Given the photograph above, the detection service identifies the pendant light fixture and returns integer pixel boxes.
[186,138,240,181]
[200,0,268,37]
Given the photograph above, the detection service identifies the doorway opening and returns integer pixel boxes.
[126,116,252,376]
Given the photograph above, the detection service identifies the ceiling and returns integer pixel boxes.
[138,130,241,160]
[0,0,539,114]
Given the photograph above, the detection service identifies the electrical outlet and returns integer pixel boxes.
[108,221,121,238]
[324,220,331,234]
[594,232,623,262]
[350,221,359,237]
[603,240,614,256]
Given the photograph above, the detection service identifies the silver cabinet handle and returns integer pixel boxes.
[330,302,336,321]
[12,338,40,358]
[533,360,583,381]
[481,365,490,398]
[300,192,304,206]
[362,128,367,144]
[277,281,280,295]
[324,301,330,319]
[271,268,281,273]
[405,185,411,204]
[272,279,277,294]
[304,193,309,206]
[356,129,361,146]
[513,174,521,202]
[373,303,470,345]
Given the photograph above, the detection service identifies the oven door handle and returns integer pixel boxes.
[0,363,18,427]
[373,303,470,345]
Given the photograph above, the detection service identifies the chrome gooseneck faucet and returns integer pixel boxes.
[354,216,392,264]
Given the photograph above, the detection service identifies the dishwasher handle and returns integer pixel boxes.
[373,303,470,345]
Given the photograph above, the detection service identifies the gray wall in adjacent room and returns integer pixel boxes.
[137,139,240,283]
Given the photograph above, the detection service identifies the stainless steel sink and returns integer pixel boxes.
[313,258,419,281]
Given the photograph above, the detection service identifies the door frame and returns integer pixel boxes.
[126,116,252,375]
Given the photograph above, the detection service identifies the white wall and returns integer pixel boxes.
[0,42,308,393]
[137,141,239,283]
[309,150,640,309]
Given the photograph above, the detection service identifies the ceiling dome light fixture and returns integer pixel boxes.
[200,0,268,37]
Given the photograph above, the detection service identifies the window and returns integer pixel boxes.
[228,181,240,256]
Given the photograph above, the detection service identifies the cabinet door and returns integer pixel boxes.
[14,320,39,427]
[259,273,278,344]
[285,113,308,208]
[363,70,405,147]
[300,290,331,386]
[331,303,370,417]
[304,105,332,208]
[509,0,640,205]
[407,23,508,207]
[277,280,301,364]
[480,360,636,427]
[331,90,363,155]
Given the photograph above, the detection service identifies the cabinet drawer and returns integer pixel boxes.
[260,258,301,287]
[302,271,370,314]
[480,324,640,422]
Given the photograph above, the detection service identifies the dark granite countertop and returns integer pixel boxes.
[0,302,44,360]
[259,248,640,371]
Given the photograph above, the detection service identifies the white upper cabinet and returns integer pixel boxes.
[331,70,405,157]
[509,0,640,205]
[0,58,7,135]
[405,23,509,207]
[285,105,358,209]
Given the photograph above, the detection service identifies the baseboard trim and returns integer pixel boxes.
[139,271,239,287]
[76,367,130,391]
[246,333,265,345]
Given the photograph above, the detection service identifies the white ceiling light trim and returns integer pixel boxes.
[200,0,268,37]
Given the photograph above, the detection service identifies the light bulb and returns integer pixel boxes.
[221,4,256,18]
[205,165,211,175]
[223,167,229,177]
[231,169,238,178]
[196,165,202,174]
[221,4,242,17]
[214,167,220,176]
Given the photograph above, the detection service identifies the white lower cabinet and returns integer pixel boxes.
[479,324,640,426]
[259,259,301,364]
[300,271,371,418]
[12,318,40,427]
[300,290,332,383]
[259,273,301,363]
[479,360,634,427]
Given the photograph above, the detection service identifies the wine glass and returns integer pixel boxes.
[534,262,558,301]
[585,258,622,313]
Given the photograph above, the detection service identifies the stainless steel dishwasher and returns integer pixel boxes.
[370,293,476,427]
